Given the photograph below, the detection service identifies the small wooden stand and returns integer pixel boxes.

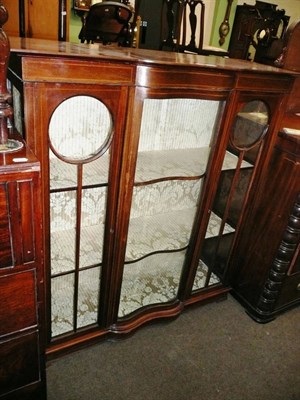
[0,4,22,152]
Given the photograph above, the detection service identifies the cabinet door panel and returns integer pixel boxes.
[0,332,40,396]
[0,270,37,336]
[0,183,13,269]
[0,179,38,269]
[2,0,60,40]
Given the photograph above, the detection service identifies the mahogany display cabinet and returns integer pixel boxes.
[7,38,297,357]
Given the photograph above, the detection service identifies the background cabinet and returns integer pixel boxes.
[0,139,46,399]
[228,1,289,63]
[229,131,300,322]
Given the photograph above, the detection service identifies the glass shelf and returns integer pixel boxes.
[134,148,209,183]
[125,209,235,262]
[119,253,221,318]
[135,148,252,184]
[50,206,234,277]
[49,148,251,191]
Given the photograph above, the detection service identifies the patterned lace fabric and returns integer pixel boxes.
[50,210,230,336]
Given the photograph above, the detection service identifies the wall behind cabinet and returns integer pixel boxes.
[2,0,70,40]
[2,0,19,36]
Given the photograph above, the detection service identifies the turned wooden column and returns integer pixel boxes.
[0,3,12,145]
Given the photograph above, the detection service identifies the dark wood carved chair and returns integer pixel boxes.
[160,0,183,51]
[78,1,133,46]
[160,0,228,56]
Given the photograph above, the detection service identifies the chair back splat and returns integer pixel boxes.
[160,0,228,57]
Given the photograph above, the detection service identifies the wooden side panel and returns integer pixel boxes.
[0,178,37,269]
[284,76,300,115]
[1,0,19,37]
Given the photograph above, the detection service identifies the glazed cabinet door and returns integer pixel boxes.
[26,83,129,342]
[198,97,270,281]
[197,90,288,294]
[114,85,230,324]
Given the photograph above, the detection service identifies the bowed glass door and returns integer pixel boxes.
[118,96,225,318]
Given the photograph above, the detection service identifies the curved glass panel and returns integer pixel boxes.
[118,97,225,318]
[49,95,112,162]
[231,100,269,150]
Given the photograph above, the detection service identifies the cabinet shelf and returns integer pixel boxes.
[126,209,235,262]
[49,148,251,191]
[134,148,208,184]
[50,208,234,279]
[135,148,252,184]
[119,251,220,318]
